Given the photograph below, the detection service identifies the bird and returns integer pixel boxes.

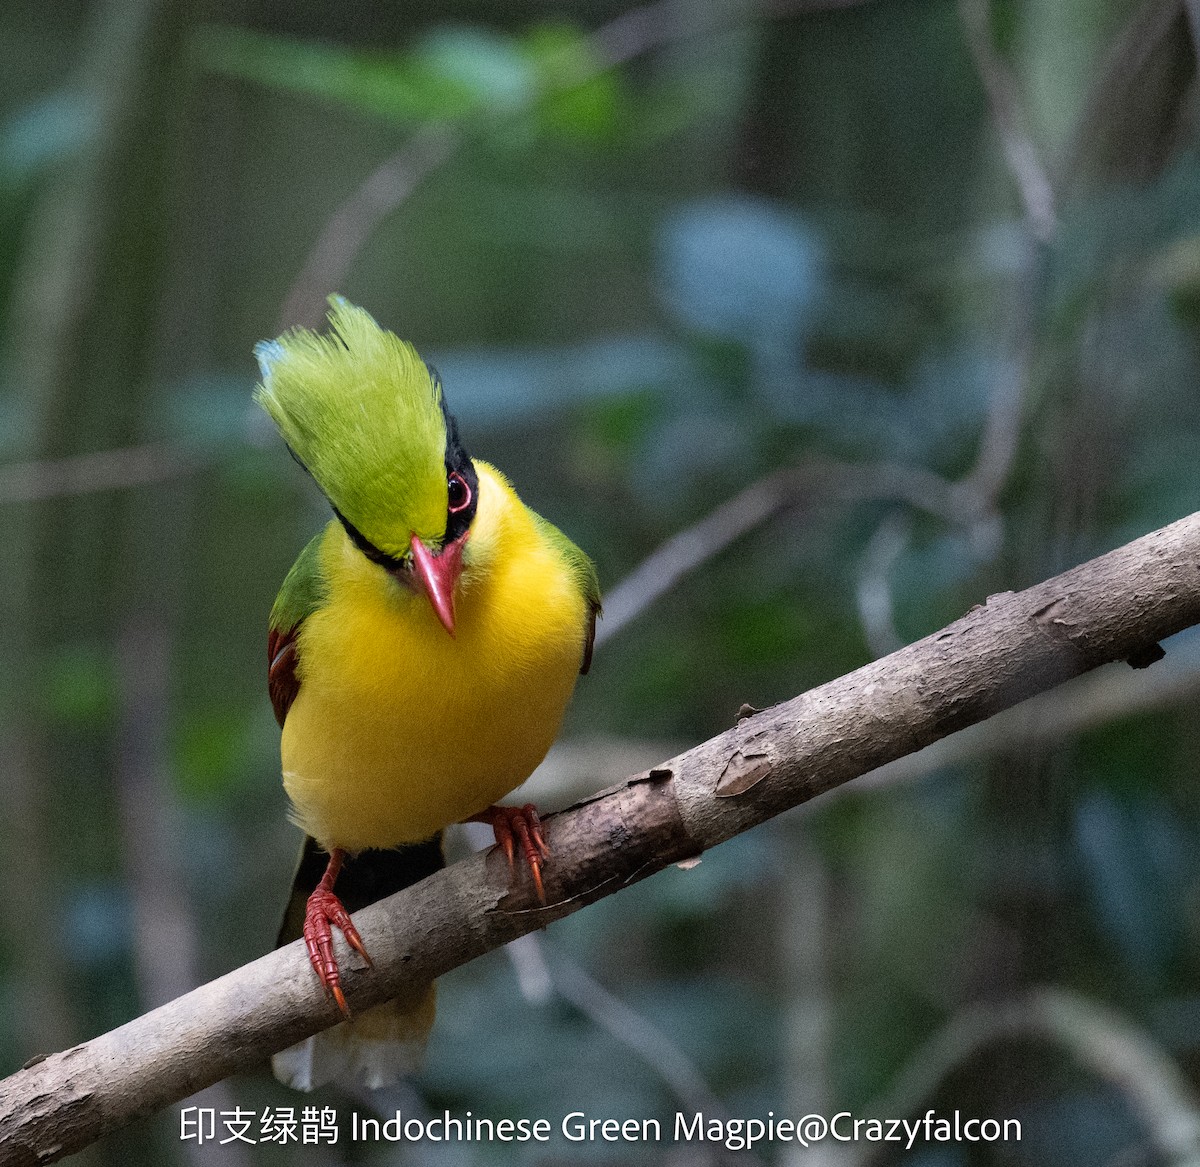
[255,298,600,1089]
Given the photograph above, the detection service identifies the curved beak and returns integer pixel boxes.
[408,533,464,637]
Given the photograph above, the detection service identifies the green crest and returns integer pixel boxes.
[255,298,448,553]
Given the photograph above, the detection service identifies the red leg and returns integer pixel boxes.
[303,848,373,1018]
[469,804,551,903]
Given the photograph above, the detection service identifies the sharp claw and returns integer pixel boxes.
[520,804,551,860]
[483,808,517,871]
[331,983,351,1020]
[345,926,374,967]
[477,804,552,902]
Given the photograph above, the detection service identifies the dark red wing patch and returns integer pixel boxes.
[268,624,302,727]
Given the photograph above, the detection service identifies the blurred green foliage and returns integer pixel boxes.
[4,0,1200,1165]
[195,20,631,143]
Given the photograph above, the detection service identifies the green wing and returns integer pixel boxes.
[270,527,329,634]
[267,527,330,725]
[533,512,602,674]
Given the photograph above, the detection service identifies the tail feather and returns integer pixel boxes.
[274,835,445,1092]
[272,988,437,1091]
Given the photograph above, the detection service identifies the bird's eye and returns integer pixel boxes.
[447,471,471,513]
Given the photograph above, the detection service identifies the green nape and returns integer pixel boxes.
[255,298,449,554]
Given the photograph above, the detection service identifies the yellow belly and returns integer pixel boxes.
[280,493,586,852]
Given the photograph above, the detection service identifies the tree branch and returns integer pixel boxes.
[848,629,1200,797]
[4,511,1200,1164]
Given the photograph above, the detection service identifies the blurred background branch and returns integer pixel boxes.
[0,443,197,502]
[956,0,1057,242]
[856,988,1200,1167]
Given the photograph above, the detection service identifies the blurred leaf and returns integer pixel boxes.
[658,196,823,349]
[414,25,535,113]
[195,21,620,137]
[717,595,816,670]
[523,22,622,144]
[581,391,658,455]
[0,91,94,184]
[61,880,130,968]
[42,643,113,726]
[194,25,478,124]
[174,706,253,802]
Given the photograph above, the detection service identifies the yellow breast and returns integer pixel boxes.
[280,463,588,852]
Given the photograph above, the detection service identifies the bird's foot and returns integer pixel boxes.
[303,874,372,1020]
[471,803,551,903]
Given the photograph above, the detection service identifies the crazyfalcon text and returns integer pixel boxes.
[337,1109,1021,1151]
